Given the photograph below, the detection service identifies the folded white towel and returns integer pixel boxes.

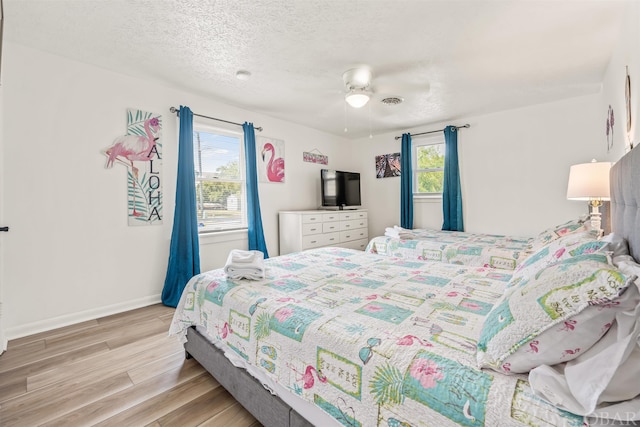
[224,250,265,280]
[229,249,258,263]
[384,226,415,239]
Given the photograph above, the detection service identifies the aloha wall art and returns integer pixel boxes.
[257,136,285,183]
[104,109,163,226]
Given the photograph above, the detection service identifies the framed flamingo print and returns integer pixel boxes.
[104,109,163,226]
[257,136,285,183]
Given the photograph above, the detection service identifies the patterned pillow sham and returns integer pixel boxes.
[477,254,638,374]
[530,218,590,251]
[509,231,607,287]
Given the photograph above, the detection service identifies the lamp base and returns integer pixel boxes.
[590,203,603,238]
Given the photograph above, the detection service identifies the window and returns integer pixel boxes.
[413,136,445,195]
[193,126,247,232]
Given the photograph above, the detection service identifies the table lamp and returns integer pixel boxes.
[566,159,613,237]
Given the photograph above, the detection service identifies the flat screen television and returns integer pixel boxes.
[320,169,361,209]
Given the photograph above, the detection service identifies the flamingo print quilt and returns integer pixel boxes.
[170,247,584,427]
[366,229,534,271]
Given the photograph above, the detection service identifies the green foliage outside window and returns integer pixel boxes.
[416,144,445,193]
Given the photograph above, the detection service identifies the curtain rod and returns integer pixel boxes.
[394,124,470,140]
[169,106,263,132]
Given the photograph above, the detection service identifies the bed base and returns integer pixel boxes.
[184,326,314,427]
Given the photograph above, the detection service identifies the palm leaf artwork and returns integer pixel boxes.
[122,109,163,225]
[369,363,405,406]
[127,109,162,137]
[128,171,162,223]
[254,312,273,340]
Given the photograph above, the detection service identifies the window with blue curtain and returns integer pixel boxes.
[162,106,201,307]
[442,125,464,231]
[243,123,269,257]
[400,133,413,229]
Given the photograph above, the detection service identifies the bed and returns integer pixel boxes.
[364,220,591,271]
[169,147,640,427]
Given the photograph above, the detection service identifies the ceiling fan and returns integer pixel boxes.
[342,66,411,109]
[343,67,374,108]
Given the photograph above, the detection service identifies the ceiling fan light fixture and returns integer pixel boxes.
[345,88,371,108]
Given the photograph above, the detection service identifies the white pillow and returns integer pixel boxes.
[601,233,630,258]
[477,255,638,374]
[529,288,640,420]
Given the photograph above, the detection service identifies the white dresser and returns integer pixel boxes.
[278,209,369,255]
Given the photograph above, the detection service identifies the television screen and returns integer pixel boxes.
[321,169,361,208]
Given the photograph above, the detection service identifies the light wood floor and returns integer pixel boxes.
[0,304,262,427]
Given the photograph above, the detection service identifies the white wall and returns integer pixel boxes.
[602,1,640,159]
[352,93,606,239]
[1,42,348,338]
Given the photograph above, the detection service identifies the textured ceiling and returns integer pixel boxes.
[4,0,629,139]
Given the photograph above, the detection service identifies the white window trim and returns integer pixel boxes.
[412,134,445,197]
[192,122,248,233]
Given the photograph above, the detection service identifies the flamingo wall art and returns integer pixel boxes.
[104,109,163,226]
[257,137,285,183]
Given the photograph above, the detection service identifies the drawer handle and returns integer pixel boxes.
[329,238,335,241]
[310,240,317,244]
[310,217,317,220]
[310,228,317,231]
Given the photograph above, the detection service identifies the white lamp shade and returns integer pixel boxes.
[345,91,370,108]
[566,161,613,201]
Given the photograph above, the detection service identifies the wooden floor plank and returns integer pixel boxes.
[96,303,174,325]
[0,372,133,427]
[0,339,46,372]
[45,317,167,354]
[0,341,110,402]
[0,304,262,427]
[98,377,225,427]
[4,319,99,351]
[153,386,232,426]
[50,370,216,427]
[27,332,182,391]
[127,348,187,385]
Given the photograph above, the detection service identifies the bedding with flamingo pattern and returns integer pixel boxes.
[170,247,585,426]
[366,229,534,270]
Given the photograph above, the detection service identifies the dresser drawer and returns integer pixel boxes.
[302,223,323,235]
[339,211,367,221]
[302,232,340,249]
[339,219,367,231]
[322,213,340,222]
[301,214,323,224]
[340,229,368,242]
[322,222,340,233]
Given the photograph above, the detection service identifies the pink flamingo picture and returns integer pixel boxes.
[288,363,327,389]
[105,116,161,216]
[261,142,285,182]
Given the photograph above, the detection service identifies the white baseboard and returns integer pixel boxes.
[5,294,162,341]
